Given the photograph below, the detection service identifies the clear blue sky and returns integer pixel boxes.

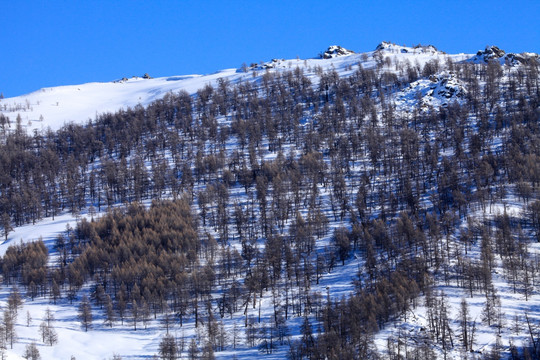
[1,0,539,97]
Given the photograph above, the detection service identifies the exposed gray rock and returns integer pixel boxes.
[476,45,506,59]
[400,72,467,109]
[429,73,467,101]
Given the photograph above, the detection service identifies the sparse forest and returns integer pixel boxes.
[0,45,540,359]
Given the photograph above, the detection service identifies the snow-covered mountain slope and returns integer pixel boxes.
[1,42,540,360]
[0,43,472,132]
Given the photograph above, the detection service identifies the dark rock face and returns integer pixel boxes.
[504,52,539,65]
[505,53,525,63]
[477,45,506,59]
[321,45,355,59]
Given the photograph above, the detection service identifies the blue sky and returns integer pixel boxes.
[1,0,539,97]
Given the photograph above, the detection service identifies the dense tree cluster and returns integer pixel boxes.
[69,199,200,321]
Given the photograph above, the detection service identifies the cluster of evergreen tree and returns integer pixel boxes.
[0,53,539,358]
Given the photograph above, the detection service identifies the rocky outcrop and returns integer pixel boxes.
[399,72,467,109]
[476,45,506,60]
[428,73,467,100]
[375,42,439,54]
[320,45,355,59]
[259,59,284,70]
[375,41,394,51]
[470,46,539,65]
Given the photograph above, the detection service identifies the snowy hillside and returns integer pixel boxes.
[0,42,539,360]
[1,43,470,132]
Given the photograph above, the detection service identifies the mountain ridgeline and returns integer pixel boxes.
[0,43,540,358]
